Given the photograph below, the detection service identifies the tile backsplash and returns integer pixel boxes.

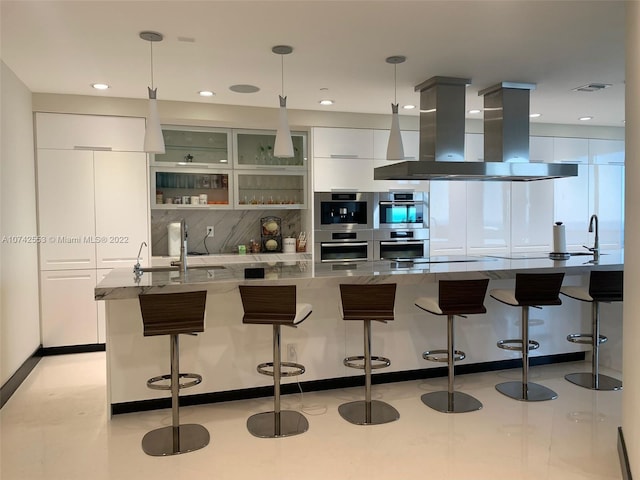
[151,209,302,256]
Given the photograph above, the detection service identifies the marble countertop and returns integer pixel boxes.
[95,250,624,301]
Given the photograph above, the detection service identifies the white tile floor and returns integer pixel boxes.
[0,353,623,480]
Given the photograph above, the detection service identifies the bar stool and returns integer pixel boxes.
[138,291,209,456]
[238,285,312,438]
[490,272,565,402]
[561,270,623,390]
[338,283,399,425]
[415,278,489,413]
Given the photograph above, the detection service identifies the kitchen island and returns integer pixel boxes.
[96,251,624,415]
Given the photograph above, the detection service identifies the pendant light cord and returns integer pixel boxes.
[281,54,285,97]
[149,41,155,89]
[394,64,397,104]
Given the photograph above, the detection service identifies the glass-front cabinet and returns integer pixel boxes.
[151,167,231,209]
[152,126,231,166]
[235,171,307,209]
[234,129,307,169]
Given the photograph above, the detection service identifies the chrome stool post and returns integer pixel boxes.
[490,273,565,402]
[239,285,312,438]
[138,291,210,456]
[561,270,623,391]
[338,284,399,426]
[415,278,489,413]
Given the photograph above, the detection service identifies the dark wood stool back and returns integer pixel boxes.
[339,284,396,321]
[438,279,489,316]
[515,273,564,306]
[589,270,623,302]
[238,285,300,326]
[139,291,207,337]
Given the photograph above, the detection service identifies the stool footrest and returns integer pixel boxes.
[497,339,539,352]
[423,349,465,363]
[146,373,202,391]
[343,355,390,370]
[257,361,305,377]
[566,333,608,345]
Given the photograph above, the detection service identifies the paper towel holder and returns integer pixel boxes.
[549,221,570,260]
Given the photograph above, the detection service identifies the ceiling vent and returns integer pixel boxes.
[572,83,612,93]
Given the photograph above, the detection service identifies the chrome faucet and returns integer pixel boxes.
[583,214,599,261]
[133,241,147,277]
[170,219,188,273]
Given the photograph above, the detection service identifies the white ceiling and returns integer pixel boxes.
[0,0,626,127]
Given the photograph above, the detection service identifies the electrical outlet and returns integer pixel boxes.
[206,226,214,238]
[287,343,297,361]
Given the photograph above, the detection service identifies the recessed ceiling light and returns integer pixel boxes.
[579,116,593,121]
[229,84,260,93]
[319,99,334,106]
[199,90,215,97]
[468,109,481,114]
[91,83,109,90]
[403,105,416,110]
[529,113,542,118]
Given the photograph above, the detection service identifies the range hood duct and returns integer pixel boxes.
[374,77,578,181]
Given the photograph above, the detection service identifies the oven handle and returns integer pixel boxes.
[380,241,424,246]
[379,201,417,205]
[321,242,369,248]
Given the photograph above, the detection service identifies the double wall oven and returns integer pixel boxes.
[313,191,429,263]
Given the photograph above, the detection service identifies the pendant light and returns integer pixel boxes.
[140,31,165,154]
[272,45,294,158]
[386,55,406,160]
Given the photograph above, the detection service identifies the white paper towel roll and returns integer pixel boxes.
[168,222,182,257]
[553,222,567,253]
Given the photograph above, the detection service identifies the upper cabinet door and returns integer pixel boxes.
[37,149,97,270]
[312,127,374,159]
[464,133,484,162]
[589,139,625,164]
[553,137,588,164]
[511,181,554,252]
[529,136,554,162]
[35,113,145,151]
[373,129,419,161]
[94,152,149,268]
[153,127,232,167]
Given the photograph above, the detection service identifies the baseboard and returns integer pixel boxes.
[618,427,633,480]
[0,346,42,409]
[111,351,585,416]
[38,343,106,356]
[1,343,107,409]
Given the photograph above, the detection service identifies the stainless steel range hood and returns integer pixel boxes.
[374,76,578,181]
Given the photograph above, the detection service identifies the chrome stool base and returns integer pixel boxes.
[142,424,210,456]
[247,410,309,438]
[421,391,482,413]
[496,381,558,402]
[565,372,622,391]
[338,400,400,425]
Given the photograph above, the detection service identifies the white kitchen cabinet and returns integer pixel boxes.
[554,165,590,250]
[530,136,554,162]
[37,150,97,270]
[589,139,625,164]
[153,126,232,166]
[313,157,374,192]
[511,180,554,252]
[429,182,467,256]
[313,127,373,159]
[589,164,625,250]
[465,133,484,162]
[553,137,588,164]
[40,269,98,347]
[35,113,145,151]
[466,182,511,255]
[373,129,419,160]
[96,270,110,343]
[94,152,150,268]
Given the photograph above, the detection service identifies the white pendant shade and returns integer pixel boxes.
[386,103,404,160]
[144,88,165,154]
[274,95,294,157]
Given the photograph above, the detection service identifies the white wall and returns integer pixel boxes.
[1,61,40,385]
[623,1,640,476]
